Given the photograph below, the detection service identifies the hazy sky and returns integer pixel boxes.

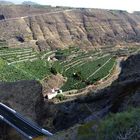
[3,0,140,12]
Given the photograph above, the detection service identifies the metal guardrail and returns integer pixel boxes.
[0,102,53,139]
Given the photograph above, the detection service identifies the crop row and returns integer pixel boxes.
[0,48,45,63]
[15,60,51,80]
[0,57,51,82]
[64,55,111,78]
[1,53,38,62]
[0,48,33,54]
[88,58,116,83]
[61,50,99,66]
[61,56,115,91]
[0,59,33,82]
[61,77,86,91]
[62,52,103,68]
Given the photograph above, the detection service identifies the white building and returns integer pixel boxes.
[45,88,63,99]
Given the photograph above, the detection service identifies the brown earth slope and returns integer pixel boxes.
[0,6,140,50]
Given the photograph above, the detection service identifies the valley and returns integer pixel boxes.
[0,44,138,94]
[0,3,140,140]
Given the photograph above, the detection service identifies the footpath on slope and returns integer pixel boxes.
[0,9,77,23]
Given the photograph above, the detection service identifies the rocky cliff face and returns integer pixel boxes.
[0,80,44,140]
[0,80,43,121]
[0,5,140,50]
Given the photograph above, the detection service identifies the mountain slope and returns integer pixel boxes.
[0,1,14,5]
[0,6,140,50]
[22,1,40,5]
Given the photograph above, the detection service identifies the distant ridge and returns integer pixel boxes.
[0,0,14,5]
[22,1,40,5]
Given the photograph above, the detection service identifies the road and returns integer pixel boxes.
[0,9,77,23]
[0,103,53,139]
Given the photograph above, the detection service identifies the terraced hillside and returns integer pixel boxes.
[1,45,140,92]
[0,47,55,81]
[0,46,117,91]
[52,48,117,92]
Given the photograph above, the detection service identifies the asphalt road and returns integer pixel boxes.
[0,103,53,139]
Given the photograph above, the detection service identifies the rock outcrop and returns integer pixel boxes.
[0,80,44,139]
[0,80,43,120]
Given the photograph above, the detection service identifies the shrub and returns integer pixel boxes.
[97,108,140,140]
[78,108,140,140]
[56,94,65,101]
[50,67,57,75]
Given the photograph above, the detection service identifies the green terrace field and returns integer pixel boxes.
[0,46,116,91]
[0,48,38,63]
[60,55,116,91]
[15,60,51,80]
[0,48,54,82]
[0,47,56,63]
[52,48,116,91]
[0,58,32,82]
[0,58,51,82]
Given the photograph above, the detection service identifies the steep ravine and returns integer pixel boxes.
[0,54,140,139]
[41,54,140,133]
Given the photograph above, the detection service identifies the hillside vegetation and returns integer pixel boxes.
[78,108,140,140]
[0,44,140,91]
[0,47,53,81]
[0,45,118,92]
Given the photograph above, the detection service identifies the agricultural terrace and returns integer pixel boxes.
[52,48,116,91]
[61,55,116,91]
[0,46,116,91]
[0,47,55,82]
